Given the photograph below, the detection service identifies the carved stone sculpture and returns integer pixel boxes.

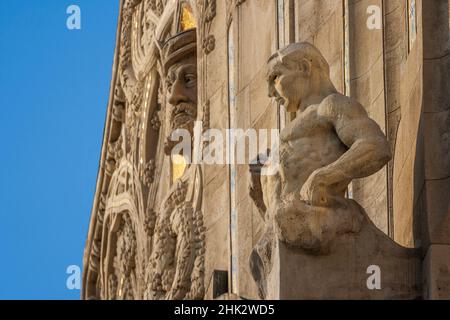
[82,1,206,300]
[249,42,420,299]
[144,29,205,300]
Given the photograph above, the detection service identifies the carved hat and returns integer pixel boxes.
[161,29,197,75]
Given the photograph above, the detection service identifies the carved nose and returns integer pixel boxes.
[168,79,188,106]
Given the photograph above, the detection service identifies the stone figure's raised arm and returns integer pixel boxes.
[318,94,392,186]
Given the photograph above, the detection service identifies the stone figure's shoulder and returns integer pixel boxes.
[318,93,369,120]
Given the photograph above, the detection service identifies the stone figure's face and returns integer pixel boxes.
[165,56,198,153]
[267,57,309,113]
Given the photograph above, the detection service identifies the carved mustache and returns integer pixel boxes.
[170,103,197,123]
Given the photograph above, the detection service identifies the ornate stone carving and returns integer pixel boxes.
[198,0,216,55]
[112,101,126,123]
[202,34,215,55]
[144,172,205,300]
[112,214,137,300]
[204,0,217,23]
[142,159,156,187]
[143,28,205,300]
[108,134,124,162]
[84,0,204,301]
[150,110,162,131]
[249,42,392,297]
[144,209,157,237]
[201,100,210,132]
[226,0,246,24]
[97,158,147,300]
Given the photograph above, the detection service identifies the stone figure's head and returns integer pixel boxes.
[267,42,331,112]
[161,29,198,155]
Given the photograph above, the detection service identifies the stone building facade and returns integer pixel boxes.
[83,0,450,300]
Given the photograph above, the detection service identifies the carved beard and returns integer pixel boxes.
[164,102,197,155]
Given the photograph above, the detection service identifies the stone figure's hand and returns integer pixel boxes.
[248,150,270,191]
[300,169,333,207]
[248,151,270,218]
[249,162,262,187]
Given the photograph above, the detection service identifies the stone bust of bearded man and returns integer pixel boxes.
[144,29,205,300]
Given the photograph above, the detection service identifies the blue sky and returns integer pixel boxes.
[0,1,119,299]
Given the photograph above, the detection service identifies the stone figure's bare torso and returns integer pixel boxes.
[261,96,349,211]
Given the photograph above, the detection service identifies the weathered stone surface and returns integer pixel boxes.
[423,244,450,300]
[423,56,450,113]
[424,178,450,246]
[267,213,421,299]
[348,0,389,236]
[424,110,450,180]
[421,0,450,258]
[238,0,277,91]
[295,0,344,91]
[83,0,450,301]
[201,141,231,298]
[422,0,450,59]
